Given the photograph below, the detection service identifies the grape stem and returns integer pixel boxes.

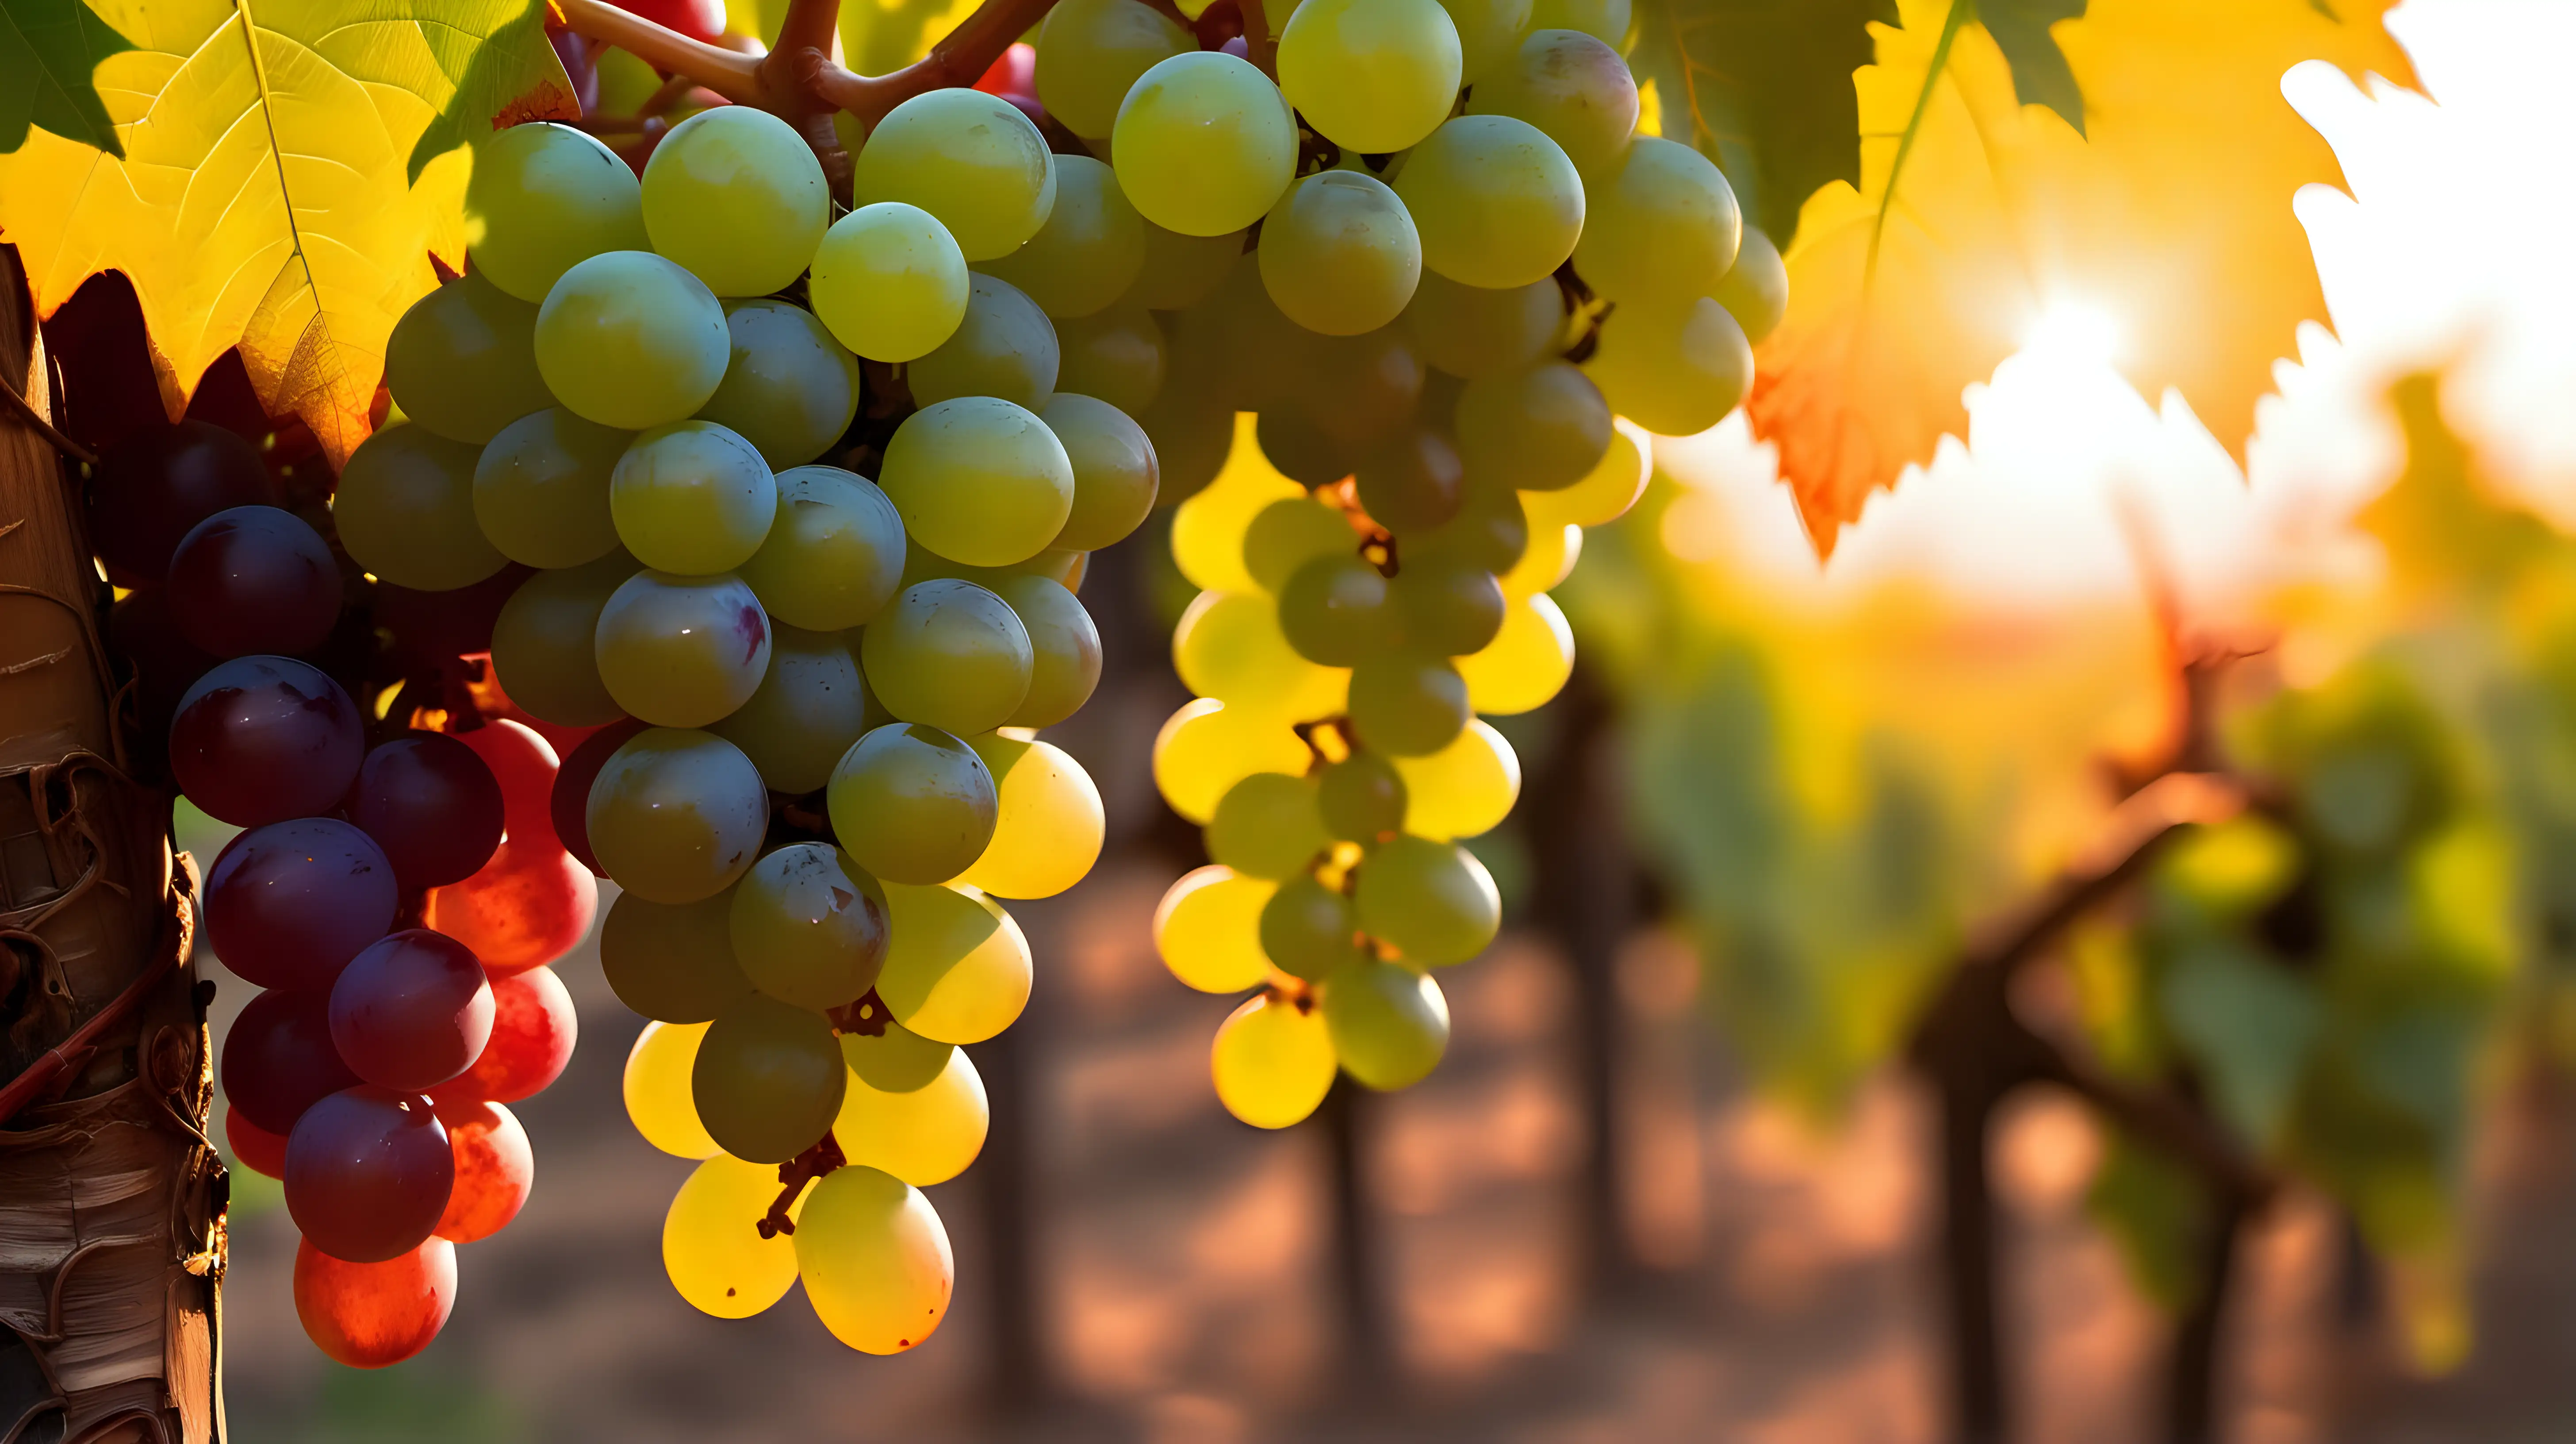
[1238,0,1277,76]
[756,1131,848,1239]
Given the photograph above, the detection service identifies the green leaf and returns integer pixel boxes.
[1973,0,2086,134]
[2155,940,2319,1148]
[0,0,130,157]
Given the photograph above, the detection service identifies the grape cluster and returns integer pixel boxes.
[360,101,1144,1354]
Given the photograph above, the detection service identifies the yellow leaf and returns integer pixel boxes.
[0,0,574,465]
[1750,0,2413,556]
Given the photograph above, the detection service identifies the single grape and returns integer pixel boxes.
[730,843,890,1010]
[552,717,650,875]
[1712,224,1788,345]
[1393,718,1519,839]
[433,1099,532,1244]
[383,270,550,445]
[1411,476,1530,580]
[1523,418,1649,529]
[1395,115,1585,289]
[334,424,508,591]
[852,89,1058,261]
[1459,591,1574,714]
[843,1017,954,1092]
[1035,0,1192,138]
[1151,698,1312,823]
[736,466,907,632]
[1278,0,1462,153]
[1454,361,1610,492]
[1437,0,1535,84]
[1278,553,1399,667]
[1039,393,1159,552]
[165,504,340,658]
[329,929,496,1093]
[586,727,770,902]
[285,1086,454,1263]
[992,575,1101,729]
[860,580,1035,737]
[169,656,364,826]
[695,300,862,470]
[1260,874,1367,981]
[1292,326,1427,446]
[423,837,599,977]
[222,987,363,1135]
[607,421,777,576]
[1320,749,1409,842]
[593,570,773,729]
[877,398,1073,567]
[710,624,870,794]
[958,734,1104,900]
[1466,29,1638,177]
[1586,293,1755,437]
[693,992,846,1164]
[1053,307,1167,415]
[1399,271,1564,379]
[1177,589,1351,717]
[905,273,1061,412]
[533,250,731,430]
[1155,866,1277,992]
[1207,772,1330,880]
[466,122,649,302]
[1391,553,1506,656]
[664,1153,805,1317]
[225,1103,291,1179]
[642,107,831,297]
[293,1235,457,1369]
[828,723,999,886]
[601,889,756,1023]
[809,202,972,363]
[1322,958,1450,1088]
[1503,517,1581,597]
[1243,496,1360,593]
[1354,427,1467,533]
[471,407,626,568]
[1112,51,1297,237]
[875,883,1031,1044]
[793,1165,954,1354]
[1211,992,1336,1128]
[1353,834,1501,964]
[428,964,577,1106]
[1575,135,1743,305]
[1256,411,1357,488]
[833,1045,989,1187]
[1349,653,1471,756]
[201,819,396,992]
[84,420,277,585]
[1257,170,1422,336]
[981,154,1146,319]
[489,550,637,726]
[624,1019,720,1158]
[1127,220,1246,310]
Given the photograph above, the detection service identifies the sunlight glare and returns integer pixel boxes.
[2022,301,2123,370]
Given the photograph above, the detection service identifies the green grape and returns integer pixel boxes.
[664,1154,805,1318]
[1035,0,1194,138]
[1322,958,1450,1089]
[834,1044,987,1186]
[842,1018,953,1093]
[851,89,1058,261]
[993,574,1102,728]
[334,424,507,590]
[1289,326,1427,447]
[1391,553,1506,655]
[1320,749,1408,842]
[1503,517,1580,596]
[1244,497,1359,592]
[1395,115,1584,289]
[465,122,648,303]
[793,1166,953,1355]
[1211,993,1336,1129]
[1156,865,1278,993]
[594,43,660,113]
[1527,0,1628,44]
[827,723,999,886]
[1206,772,1330,880]
[693,991,846,1164]
[730,843,890,1010]
[626,1020,719,1157]
[1399,271,1563,380]
[1523,417,1648,528]
[602,889,755,1024]
[1256,412,1358,488]
[1574,135,1742,303]
[694,300,861,470]
[1587,294,1753,437]
[1040,393,1159,552]
[1186,267,1307,415]
[878,399,1074,567]
[1353,833,1499,964]
[905,273,1061,412]
[473,407,626,568]
[1354,426,1466,532]
[1278,0,1463,154]
[1412,473,1529,572]
[609,421,777,576]
[586,728,770,903]
[1127,220,1246,310]
[728,466,904,633]
[981,155,1146,320]
[1395,718,1518,839]
[1175,589,1349,718]
[809,203,971,363]
[594,570,773,727]
[1112,51,1298,237]
[959,734,1104,899]
[1713,224,1788,345]
[1257,171,1423,337]
[1437,0,1535,84]
[384,271,548,444]
[875,883,1031,1044]
[1279,553,1399,666]
[710,623,871,794]
[1153,698,1314,823]
[1053,306,1166,415]
[1260,875,1367,981]
[1138,377,1238,507]
[1465,29,1638,177]
[1349,654,1471,756]
[489,551,636,725]
[643,107,832,297]
[534,251,731,430]
[1175,429,1298,589]
[1454,361,1609,492]
[1459,591,1573,714]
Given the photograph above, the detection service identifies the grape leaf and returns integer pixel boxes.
[0,0,575,466]
[1748,0,2414,557]
[0,0,130,156]
[1977,0,2085,133]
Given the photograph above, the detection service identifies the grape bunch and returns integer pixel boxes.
[91,421,586,1368]
[359,98,1144,1354]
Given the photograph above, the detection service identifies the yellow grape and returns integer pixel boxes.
[1585,293,1753,438]
[832,1044,989,1186]
[1395,718,1521,840]
[808,202,970,363]
[1035,0,1194,139]
[979,154,1146,320]
[1151,698,1314,823]
[1712,225,1788,346]
[1154,865,1278,993]
[851,89,1057,261]
[793,1166,954,1355]
[1276,0,1462,154]
[1522,416,1649,529]
[1211,993,1336,1128]
[874,883,1031,1044]
[1111,51,1297,238]
[1171,417,1303,593]
[1173,591,1348,721]
[959,734,1104,900]
[1458,591,1574,715]
[663,1154,807,1318]
[625,1020,720,1159]
[1503,520,1581,598]
[842,1017,953,1092]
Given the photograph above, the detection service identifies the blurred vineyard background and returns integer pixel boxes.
[149,0,2576,1438]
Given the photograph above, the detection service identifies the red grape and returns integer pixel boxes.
[433,1100,533,1243]
[347,733,505,889]
[609,0,727,46]
[203,818,399,991]
[975,42,1036,99]
[422,839,597,975]
[284,1086,454,1263]
[330,930,496,1092]
[294,1235,457,1369]
[225,1104,290,1180]
[169,656,365,826]
[222,987,361,1134]
[429,964,575,1107]
[165,505,344,658]
[551,717,647,876]
[454,717,559,847]
[85,419,278,585]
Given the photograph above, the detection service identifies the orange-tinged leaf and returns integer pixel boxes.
[1751,0,2414,557]
[0,0,574,466]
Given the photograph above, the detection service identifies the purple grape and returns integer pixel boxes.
[347,734,506,890]
[203,818,399,991]
[86,419,278,585]
[329,930,495,1093]
[222,988,362,1134]
[284,1086,454,1263]
[165,505,344,658]
[168,656,364,826]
